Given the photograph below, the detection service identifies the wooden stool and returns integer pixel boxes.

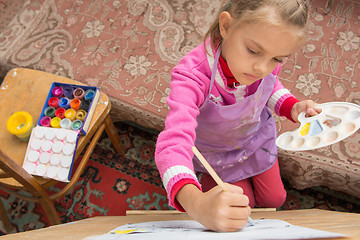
[0,68,125,231]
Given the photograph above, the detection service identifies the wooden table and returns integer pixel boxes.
[1,209,359,239]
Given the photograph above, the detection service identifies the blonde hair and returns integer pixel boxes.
[205,0,309,50]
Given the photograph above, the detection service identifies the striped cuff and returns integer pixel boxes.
[162,165,199,207]
[268,88,292,115]
[171,179,201,212]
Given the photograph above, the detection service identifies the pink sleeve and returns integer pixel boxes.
[268,64,298,115]
[155,68,207,208]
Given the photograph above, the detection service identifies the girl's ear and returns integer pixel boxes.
[219,11,233,39]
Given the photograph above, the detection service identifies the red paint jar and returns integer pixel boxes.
[55,107,66,119]
[48,97,59,108]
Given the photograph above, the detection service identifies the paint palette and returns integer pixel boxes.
[276,102,360,151]
[22,126,78,182]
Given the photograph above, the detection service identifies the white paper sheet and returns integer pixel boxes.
[91,219,346,240]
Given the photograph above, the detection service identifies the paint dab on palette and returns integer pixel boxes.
[309,120,323,136]
[300,122,310,136]
[323,115,341,128]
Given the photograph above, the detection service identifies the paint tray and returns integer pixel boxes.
[276,102,360,151]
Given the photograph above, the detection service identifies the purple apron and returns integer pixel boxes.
[193,46,278,183]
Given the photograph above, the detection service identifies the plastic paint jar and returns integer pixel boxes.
[48,97,59,108]
[61,155,73,168]
[70,98,81,111]
[80,100,90,111]
[65,108,76,121]
[71,119,83,131]
[62,85,74,99]
[36,164,47,176]
[76,109,87,121]
[60,118,72,129]
[55,129,66,141]
[44,106,56,118]
[73,88,84,99]
[66,131,78,143]
[58,168,69,181]
[84,89,95,101]
[52,86,63,98]
[55,107,66,119]
[28,150,40,162]
[58,97,70,109]
[40,116,52,127]
[7,111,34,141]
[50,117,61,128]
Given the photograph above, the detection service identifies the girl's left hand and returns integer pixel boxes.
[291,100,321,123]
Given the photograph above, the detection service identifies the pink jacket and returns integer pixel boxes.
[155,42,297,210]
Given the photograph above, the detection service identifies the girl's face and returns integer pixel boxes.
[220,13,302,85]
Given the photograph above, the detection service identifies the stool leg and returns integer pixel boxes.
[104,115,125,155]
[0,148,60,226]
[0,199,13,233]
[38,197,60,225]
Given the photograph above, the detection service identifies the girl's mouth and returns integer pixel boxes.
[244,73,261,81]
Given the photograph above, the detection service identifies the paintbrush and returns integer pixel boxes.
[192,146,255,226]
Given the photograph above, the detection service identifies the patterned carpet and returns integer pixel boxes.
[1,122,360,235]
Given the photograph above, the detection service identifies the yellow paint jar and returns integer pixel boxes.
[50,117,61,128]
[65,108,76,121]
[6,111,34,141]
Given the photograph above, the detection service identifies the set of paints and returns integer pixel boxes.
[38,83,98,134]
[22,82,99,182]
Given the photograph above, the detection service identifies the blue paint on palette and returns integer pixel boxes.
[309,120,323,136]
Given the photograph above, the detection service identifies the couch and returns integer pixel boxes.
[1,0,359,200]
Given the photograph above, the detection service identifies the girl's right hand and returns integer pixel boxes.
[176,183,251,232]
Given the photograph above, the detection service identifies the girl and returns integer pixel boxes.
[155,0,319,232]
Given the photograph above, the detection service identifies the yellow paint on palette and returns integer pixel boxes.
[300,122,310,136]
[112,229,137,234]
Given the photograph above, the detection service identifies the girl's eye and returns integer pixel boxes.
[273,58,283,63]
[247,48,257,55]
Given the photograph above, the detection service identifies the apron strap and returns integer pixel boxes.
[208,45,221,97]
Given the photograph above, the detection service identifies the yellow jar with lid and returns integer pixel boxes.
[6,111,34,141]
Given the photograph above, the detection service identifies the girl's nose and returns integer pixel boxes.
[252,61,267,77]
